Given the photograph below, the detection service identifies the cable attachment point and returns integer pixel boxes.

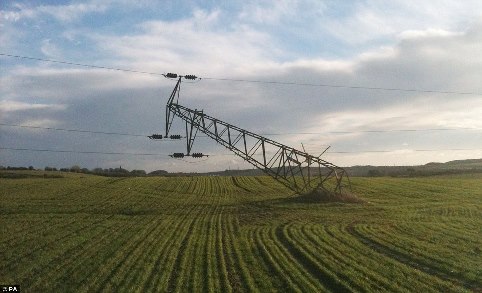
[183,74,197,80]
[148,134,163,139]
[164,73,178,78]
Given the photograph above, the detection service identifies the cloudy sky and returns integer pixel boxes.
[1,0,481,172]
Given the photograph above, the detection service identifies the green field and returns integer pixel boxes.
[1,172,481,292]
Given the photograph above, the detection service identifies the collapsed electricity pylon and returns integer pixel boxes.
[162,74,350,194]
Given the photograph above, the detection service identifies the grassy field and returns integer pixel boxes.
[0,171,481,292]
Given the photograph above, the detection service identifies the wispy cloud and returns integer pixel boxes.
[16,118,61,128]
[0,100,66,112]
[40,39,62,58]
[1,1,108,23]
[93,10,281,77]
[1,1,481,170]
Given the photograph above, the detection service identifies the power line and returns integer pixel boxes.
[200,77,481,96]
[0,147,169,156]
[1,123,480,138]
[0,123,148,137]
[1,52,480,96]
[1,146,480,157]
[0,53,166,76]
[253,127,482,135]
[326,148,482,154]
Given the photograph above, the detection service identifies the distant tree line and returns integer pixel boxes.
[0,165,173,177]
[46,165,149,177]
[1,166,35,171]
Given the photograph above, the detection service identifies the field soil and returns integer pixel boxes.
[1,172,481,292]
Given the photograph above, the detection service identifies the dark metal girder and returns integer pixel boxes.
[164,78,350,194]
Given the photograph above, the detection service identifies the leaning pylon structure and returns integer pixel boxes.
[157,74,350,194]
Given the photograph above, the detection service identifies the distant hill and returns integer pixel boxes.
[187,158,482,177]
[342,158,482,177]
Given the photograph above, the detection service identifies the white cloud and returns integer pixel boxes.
[321,0,482,45]
[397,28,462,40]
[0,100,66,112]
[1,2,482,170]
[1,1,108,23]
[93,10,281,77]
[0,67,160,101]
[17,118,61,128]
[238,0,323,25]
[40,39,62,58]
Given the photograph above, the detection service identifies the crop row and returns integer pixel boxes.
[1,173,481,292]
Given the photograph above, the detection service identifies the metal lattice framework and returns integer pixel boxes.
[164,76,350,194]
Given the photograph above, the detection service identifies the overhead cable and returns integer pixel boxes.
[1,123,480,137]
[1,146,480,156]
[1,53,480,96]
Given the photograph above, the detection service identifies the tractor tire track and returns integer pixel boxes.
[346,224,476,291]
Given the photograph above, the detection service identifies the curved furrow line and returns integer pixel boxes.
[109,216,184,291]
[359,224,477,282]
[88,186,152,214]
[219,212,244,292]
[1,214,112,273]
[94,189,202,289]
[161,177,189,194]
[315,225,440,292]
[313,223,441,292]
[348,224,474,291]
[0,215,79,248]
[0,216,56,244]
[186,177,199,195]
[195,215,212,291]
[203,177,214,197]
[252,226,303,292]
[215,207,232,292]
[231,176,251,194]
[194,204,222,292]
[203,203,222,292]
[243,226,277,291]
[73,182,137,214]
[265,225,325,291]
[177,177,197,194]
[133,199,204,292]
[16,215,115,290]
[206,192,225,292]
[147,184,198,211]
[392,222,481,253]
[423,205,481,219]
[275,223,354,292]
[243,176,265,193]
[215,178,241,291]
[157,177,183,191]
[80,215,168,292]
[30,216,143,292]
[381,224,480,286]
[313,224,432,292]
[184,203,215,292]
[131,187,206,290]
[420,221,481,243]
[223,176,236,195]
[165,204,211,293]
[297,224,394,292]
[224,213,257,292]
[144,193,209,291]
[241,176,281,195]
[212,177,225,195]
[209,176,222,195]
[196,177,207,197]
